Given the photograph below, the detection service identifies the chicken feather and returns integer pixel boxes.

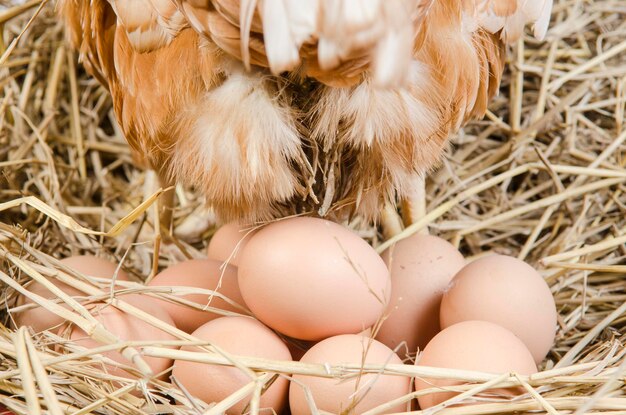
[58,0,551,223]
[471,0,553,41]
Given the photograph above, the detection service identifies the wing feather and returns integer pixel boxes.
[57,0,116,85]
[109,0,186,52]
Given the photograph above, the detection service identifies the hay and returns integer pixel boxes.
[1,0,625,414]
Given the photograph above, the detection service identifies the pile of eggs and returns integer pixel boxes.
[12,217,557,413]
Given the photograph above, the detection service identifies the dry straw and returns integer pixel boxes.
[1,0,625,414]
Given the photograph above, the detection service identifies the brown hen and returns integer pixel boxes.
[57,0,552,227]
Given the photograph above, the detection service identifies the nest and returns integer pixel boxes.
[1,0,625,414]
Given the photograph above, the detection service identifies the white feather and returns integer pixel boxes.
[316,0,416,87]
[314,61,439,195]
[475,0,552,42]
[171,71,301,213]
[110,0,175,51]
[285,0,319,47]
[259,0,300,74]
[477,14,506,34]
[149,0,186,35]
[317,37,341,70]
[181,3,209,36]
[317,0,388,68]
[503,11,526,41]
[533,0,552,39]
[373,27,413,87]
[126,27,171,51]
[374,0,417,87]
[341,0,381,31]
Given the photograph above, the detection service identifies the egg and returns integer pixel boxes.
[207,222,256,266]
[415,321,537,409]
[148,259,246,333]
[70,295,177,380]
[238,217,390,341]
[440,254,557,363]
[172,316,291,414]
[377,234,465,358]
[13,255,129,333]
[289,334,411,414]
[59,255,130,281]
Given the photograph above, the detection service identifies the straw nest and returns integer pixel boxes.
[1,0,625,414]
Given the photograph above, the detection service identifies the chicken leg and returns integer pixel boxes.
[381,203,405,240]
[142,170,175,236]
[401,175,429,235]
[157,181,176,235]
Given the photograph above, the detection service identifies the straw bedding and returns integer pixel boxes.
[1,0,625,414]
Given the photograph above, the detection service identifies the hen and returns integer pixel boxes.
[58,0,552,228]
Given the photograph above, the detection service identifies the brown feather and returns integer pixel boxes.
[58,0,517,223]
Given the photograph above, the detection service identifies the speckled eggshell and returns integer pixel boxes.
[377,234,465,357]
[207,223,256,266]
[148,259,246,333]
[415,321,537,409]
[238,217,391,341]
[440,255,557,363]
[289,334,411,414]
[173,316,292,414]
[14,255,129,333]
[70,295,177,380]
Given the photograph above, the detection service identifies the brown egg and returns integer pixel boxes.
[13,255,129,333]
[284,327,373,362]
[238,217,390,341]
[148,259,246,333]
[290,334,411,414]
[440,255,556,363]
[207,222,256,266]
[70,295,177,380]
[173,316,291,414]
[377,234,465,358]
[415,321,537,409]
[59,255,130,281]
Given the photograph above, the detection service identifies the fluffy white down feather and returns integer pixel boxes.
[170,68,303,217]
